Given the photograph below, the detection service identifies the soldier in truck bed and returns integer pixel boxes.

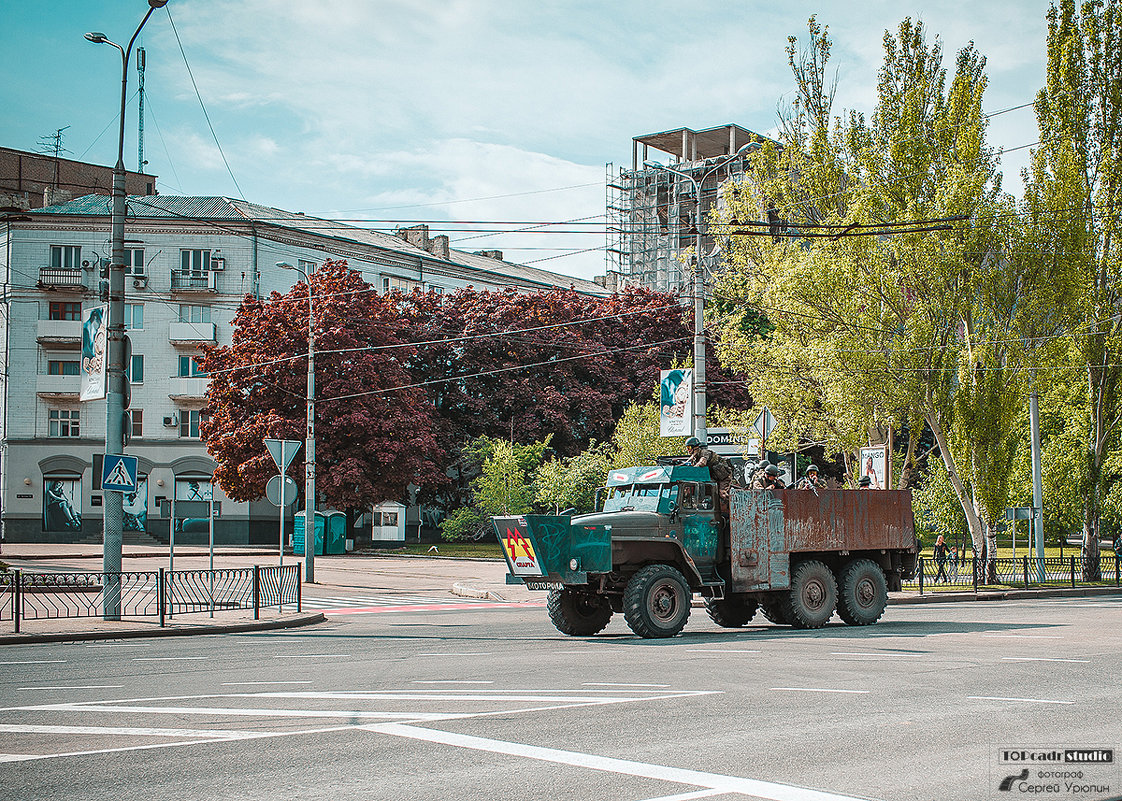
[751,463,786,490]
[685,436,732,517]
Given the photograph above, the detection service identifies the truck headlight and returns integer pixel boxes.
[569,558,580,571]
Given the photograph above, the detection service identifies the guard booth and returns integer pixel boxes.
[294,511,346,555]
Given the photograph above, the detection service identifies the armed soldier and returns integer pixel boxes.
[796,464,825,490]
[685,436,733,518]
[751,463,786,490]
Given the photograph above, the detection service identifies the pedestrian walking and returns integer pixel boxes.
[934,534,949,582]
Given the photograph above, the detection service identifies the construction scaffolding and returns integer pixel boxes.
[605,124,762,294]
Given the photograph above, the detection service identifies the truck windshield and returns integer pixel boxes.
[602,483,676,512]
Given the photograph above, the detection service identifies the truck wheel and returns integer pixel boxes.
[782,560,837,629]
[704,597,757,628]
[759,602,789,625]
[547,589,613,636]
[623,564,691,638]
[837,559,888,625]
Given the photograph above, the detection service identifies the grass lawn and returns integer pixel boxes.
[367,542,504,559]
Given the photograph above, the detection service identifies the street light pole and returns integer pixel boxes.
[646,145,750,446]
[277,262,316,583]
[85,0,167,620]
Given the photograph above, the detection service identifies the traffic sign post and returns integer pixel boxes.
[264,439,302,568]
[101,454,139,493]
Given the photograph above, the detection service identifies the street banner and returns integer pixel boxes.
[659,369,692,437]
[80,304,108,401]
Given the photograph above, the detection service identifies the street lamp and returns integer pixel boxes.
[645,143,751,446]
[85,0,168,620]
[277,262,316,583]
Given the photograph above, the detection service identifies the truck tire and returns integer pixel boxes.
[759,601,789,625]
[782,559,837,629]
[837,559,888,625]
[704,597,757,628]
[547,589,613,636]
[623,564,691,638]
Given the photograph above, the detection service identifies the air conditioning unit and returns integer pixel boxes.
[210,256,225,271]
[132,276,149,289]
[163,414,178,427]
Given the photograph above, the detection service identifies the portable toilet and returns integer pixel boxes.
[324,511,347,555]
[293,511,325,556]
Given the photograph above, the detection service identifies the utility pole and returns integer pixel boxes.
[137,48,146,173]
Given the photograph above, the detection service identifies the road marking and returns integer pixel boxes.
[0,660,67,665]
[685,649,760,654]
[368,722,870,801]
[271,654,351,659]
[0,723,265,738]
[582,683,670,688]
[18,686,125,691]
[637,790,726,801]
[41,704,452,720]
[968,695,1074,705]
[412,680,495,685]
[770,688,869,694]
[980,634,1062,639]
[221,681,314,686]
[133,657,209,662]
[416,652,492,657]
[1001,657,1090,664]
[324,601,543,616]
[84,643,147,648]
[830,652,918,658]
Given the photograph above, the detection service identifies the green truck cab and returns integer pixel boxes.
[495,464,918,639]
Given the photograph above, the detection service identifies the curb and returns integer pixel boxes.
[2,550,279,561]
[0,611,326,645]
[890,585,1122,604]
[450,582,506,602]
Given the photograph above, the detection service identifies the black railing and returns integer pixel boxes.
[905,554,1121,593]
[0,565,301,632]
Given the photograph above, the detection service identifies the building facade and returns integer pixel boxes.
[0,195,605,545]
[0,146,156,211]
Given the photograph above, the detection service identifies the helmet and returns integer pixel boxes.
[858,476,872,487]
[765,464,780,477]
[757,459,770,471]
[685,436,701,448]
[806,464,819,474]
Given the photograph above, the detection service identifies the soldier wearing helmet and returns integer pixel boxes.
[750,462,786,490]
[685,436,732,518]
[796,464,825,490]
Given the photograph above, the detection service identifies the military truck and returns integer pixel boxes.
[495,464,918,638]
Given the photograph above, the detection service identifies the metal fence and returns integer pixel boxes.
[904,554,1121,593]
[0,564,301,633]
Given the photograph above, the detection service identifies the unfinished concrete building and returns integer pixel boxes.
[605,124,764,294]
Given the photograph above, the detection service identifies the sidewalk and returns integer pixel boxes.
[1,543,1118,644]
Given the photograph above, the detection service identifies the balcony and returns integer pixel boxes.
[168,376,208,401]
[168,321,217,345]
[37,267,86,291]
[36,373,80,399]
[170,269,217,293]
[37,320,82,349]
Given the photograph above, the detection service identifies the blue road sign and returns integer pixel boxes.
[102,454,139,493]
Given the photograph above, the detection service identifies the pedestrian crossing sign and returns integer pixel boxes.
[101,453,139,493]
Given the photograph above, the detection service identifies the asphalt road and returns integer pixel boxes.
[0,596,1118,801]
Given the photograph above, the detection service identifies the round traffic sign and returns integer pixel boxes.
[265,474,299,506]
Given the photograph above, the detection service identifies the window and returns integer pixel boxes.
[123,248,145,276]
[128,355,144,384]
[180,249,211,274]
[50,245,81,269]
[124,303,143,329]
[130,409,143,438]
[48,409,80,437]
[178,305,211,324]
[178,355,206,377]
[383,276,422,294]
[47,360,80,376]
[48,302,82,321]
[298,259,316,273]
[179,409,209,438]
[429,285,444,294]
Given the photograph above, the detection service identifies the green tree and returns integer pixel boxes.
[535,441,614,514]
[439,437,549,541]
[1024,0,1122,574]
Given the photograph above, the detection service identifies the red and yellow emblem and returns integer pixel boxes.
[501,524,542,576]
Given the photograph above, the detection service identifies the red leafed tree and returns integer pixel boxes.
[202,260,445,508]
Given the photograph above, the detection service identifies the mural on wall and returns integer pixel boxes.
[43,476,82,531]
[123,476,148,531]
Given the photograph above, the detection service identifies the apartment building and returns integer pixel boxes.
[0,194,605,544]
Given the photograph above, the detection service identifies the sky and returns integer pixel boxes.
[1,1,1051,282]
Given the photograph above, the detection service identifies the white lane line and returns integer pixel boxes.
[412,680,495,685]
[416,652,492,657]
[367,723,871,801]
[133,657,209,662]
[18,686,125,691]
[830,652,918,658]
[770,688,869,695]
[221,681,314,686]
[637,790,726,801]
[43,704,453,720]
[968,696,1074,705]
[980,634,1062,639]
[0,724,265,738]
[583,683,671,688]
[686,649,760,654]
[1001,657,1090,664]
[0,660,67,665]
[270,654,351,659]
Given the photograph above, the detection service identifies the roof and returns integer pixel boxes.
[634,124,766,161]
[606,465,712,485]
[30,195,607,295]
